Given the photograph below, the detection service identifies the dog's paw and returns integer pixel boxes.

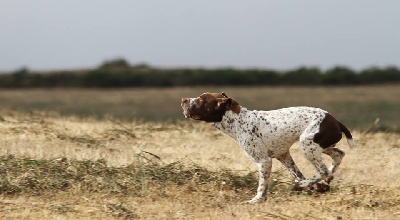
[315,182,330,193]
[293,183,305,191]
[240,196,267,204]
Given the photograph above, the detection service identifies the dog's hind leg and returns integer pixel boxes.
[323,147,345,184]
[294,139,330,191]
[277,152,305,183]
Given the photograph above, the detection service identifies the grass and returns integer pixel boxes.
[0,110,399,219]
[0,85,399,131]
[0,155,258,198]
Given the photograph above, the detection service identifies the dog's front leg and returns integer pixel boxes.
[242,158,272,204]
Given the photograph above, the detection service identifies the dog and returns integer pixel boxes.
[181,92,354,204]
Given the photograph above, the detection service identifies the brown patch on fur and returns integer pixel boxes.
[185,92,241,122]
[313,113,344,149]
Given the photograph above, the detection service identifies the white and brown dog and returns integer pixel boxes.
[181,92,354,204]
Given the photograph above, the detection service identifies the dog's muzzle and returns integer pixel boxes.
[181,98,192,118]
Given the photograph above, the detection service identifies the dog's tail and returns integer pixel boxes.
[338,121,355,149]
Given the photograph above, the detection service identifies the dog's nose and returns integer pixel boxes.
[181,98,189,104]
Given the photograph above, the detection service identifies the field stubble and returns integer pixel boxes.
[0,110,399,219]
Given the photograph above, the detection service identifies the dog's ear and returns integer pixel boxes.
[216,98,232,111]
[216,98,240,114]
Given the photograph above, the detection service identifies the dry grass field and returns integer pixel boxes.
[0,86,399,219]
[0,111,399,219]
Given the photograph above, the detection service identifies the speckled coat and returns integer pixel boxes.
[181,92,355,204]
[212,106,328,161]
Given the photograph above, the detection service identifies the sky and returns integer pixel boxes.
[1,0,400,72]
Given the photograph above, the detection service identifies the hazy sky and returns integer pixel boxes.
[1,1,399,71]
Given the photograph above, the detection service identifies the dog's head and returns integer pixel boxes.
[181,92,240,122]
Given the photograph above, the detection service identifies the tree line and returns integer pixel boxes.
[1,59,399,88]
